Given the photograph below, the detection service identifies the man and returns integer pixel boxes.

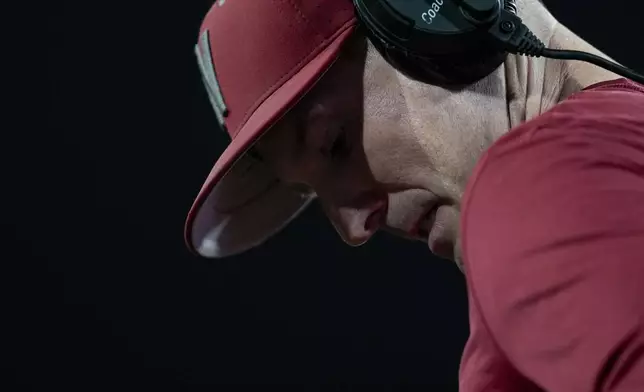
[186,0,644,390]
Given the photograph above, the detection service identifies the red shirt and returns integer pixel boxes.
[459,78,644,392]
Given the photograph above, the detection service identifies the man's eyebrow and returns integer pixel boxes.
[246,146,264,162]
[248,108,307,163]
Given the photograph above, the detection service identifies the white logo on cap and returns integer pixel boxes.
[195,29,228,130]
[217,0,226,6]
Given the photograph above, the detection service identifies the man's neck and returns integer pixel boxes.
[506,22,621,128]
[548,23,622,98]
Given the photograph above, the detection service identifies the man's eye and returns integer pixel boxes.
[324,128,351,159]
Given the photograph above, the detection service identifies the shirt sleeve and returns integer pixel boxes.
[460,91,644,391]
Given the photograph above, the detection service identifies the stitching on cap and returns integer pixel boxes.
[288,0,326,44]
[285,0,308,26]
[231,16,355,138]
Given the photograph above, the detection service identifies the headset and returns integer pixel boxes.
[353,0,644,87]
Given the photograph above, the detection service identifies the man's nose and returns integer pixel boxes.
[322,198,387,246]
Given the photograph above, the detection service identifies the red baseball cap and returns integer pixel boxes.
[185,0,357,257]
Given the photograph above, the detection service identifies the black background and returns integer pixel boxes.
[11,0,643,389]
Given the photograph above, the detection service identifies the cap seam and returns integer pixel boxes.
[285,0,313,34]
[286,0,328,51]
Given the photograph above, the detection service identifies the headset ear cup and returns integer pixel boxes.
[368,31,507,88]
[405,50,508,87]
[365,30,454,86]
[355,0,519,87]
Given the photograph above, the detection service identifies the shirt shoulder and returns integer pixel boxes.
[460,78,644,391]
[459,287,543,392]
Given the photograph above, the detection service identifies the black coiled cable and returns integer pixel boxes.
[504,0,518,15]
[495,8,644,84]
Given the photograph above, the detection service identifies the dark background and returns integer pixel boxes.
[10,0,642,389]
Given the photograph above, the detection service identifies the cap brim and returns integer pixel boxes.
[185,25,356,258]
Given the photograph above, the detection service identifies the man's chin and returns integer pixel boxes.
[453,239,464,273]
[430,237,464,273]
[428,239,455,261]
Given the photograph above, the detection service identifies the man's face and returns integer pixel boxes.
[255,37,502,263]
